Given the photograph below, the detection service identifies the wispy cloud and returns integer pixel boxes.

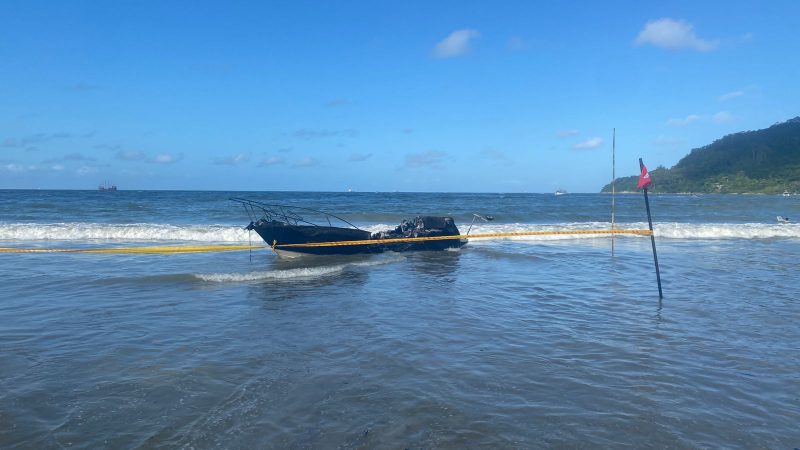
[63,153,96,161]
[95,144,123,151]
[292,129,358,139]
[41,153,96,165]
[214,152,251,165]
[1,138,20,148]
[115,150,147,161]
[404,150,447,169]
[666,114,703,126]
[3,162,76,173]
[666,112,734,126]
[480,149,510,162]
[115,149,181,164]
[292,157,319,168]
[712,111,734,123]
[556,129,580,138]
[634,18,718,52]
[432,29,480,58]
[718,90,744,101]
[3,163,25,172]
[347,152,372,162]
[507,36,528,51]
[150,153,181,164]
[259,155,286,167]
[573,137,603,150]
[65,82,99,92]
[1,132,78,151]
[76,165,99,176]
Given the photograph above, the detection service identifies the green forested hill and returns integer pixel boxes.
[601,117,800,193]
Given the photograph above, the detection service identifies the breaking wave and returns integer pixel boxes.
[194,265,346,282]
[465,222,800,241]
[194,256,398,282]
[0,221,798,244]
[0,222,249,242]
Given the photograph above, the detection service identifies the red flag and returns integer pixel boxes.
[637,163,652,190]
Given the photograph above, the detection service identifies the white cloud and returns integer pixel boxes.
[258,156,286,167]
[712,111,734,123]
[573,137,603,150]
[666,112,734,126]
[76,165,98,176]
[214,152,251,165]
[2,162,70,173]
[507,37,528,51]
[404,150,447,168]
[4,163,25,172]
[151,153,180,164]
[557,129,580,138]
[292,157,319,168]
[634,18,718,51]
[116,150,146,161]
[432,29,480,58]
[718,90,744,101]
[666,114,703,126]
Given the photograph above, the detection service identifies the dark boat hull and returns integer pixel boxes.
[250,221,379,256]
[249,217,466,256]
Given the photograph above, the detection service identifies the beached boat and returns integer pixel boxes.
[231,198,466,257]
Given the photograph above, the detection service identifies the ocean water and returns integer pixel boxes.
[1,190,798,448]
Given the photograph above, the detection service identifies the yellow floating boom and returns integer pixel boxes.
[275,229,652,248]
[0,229,652,254]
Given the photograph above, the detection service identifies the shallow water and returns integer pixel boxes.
[1,190,799,448]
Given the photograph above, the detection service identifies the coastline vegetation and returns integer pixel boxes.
[602,117,800,194]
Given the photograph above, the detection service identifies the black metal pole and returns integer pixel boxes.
[640,158,663,298]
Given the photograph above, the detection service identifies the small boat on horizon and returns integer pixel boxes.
[98,181,117,192]
[555,189,567,196]
[232,198,467,258]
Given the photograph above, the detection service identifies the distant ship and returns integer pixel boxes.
[555,189,567,196]
[98,181,117,192]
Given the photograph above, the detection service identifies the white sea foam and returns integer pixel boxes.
[0,222,249,242]
[195,265,346,282]
[195,255,399,282]
[463,222,800,242]
[0,221,797,244]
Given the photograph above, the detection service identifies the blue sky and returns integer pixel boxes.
[1,0,799,192]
